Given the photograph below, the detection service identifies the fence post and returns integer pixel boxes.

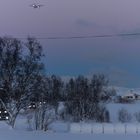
[102,123,104,134]
[113,124,116,134]
[91,124,93,134]
[67,122,70,132]
[136,123,138,134]
[124,124,127,134]
[80,121,82,133]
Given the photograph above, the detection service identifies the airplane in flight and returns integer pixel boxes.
[30,4,44,9]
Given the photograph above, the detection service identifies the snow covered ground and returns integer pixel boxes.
[70,122,140,134]
[1,87,140,139]
[106,86,140,122]
[107,102,140,122]
[0,116,140,140]
[1,129,140,140]
[0,121,139,140]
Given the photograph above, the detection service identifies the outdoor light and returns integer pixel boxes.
[6,116,8,120]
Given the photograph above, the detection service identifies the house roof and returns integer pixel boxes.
[114,87,140,96]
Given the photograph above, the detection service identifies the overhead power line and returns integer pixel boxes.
[45,32,140,39]
[6,32,140,40]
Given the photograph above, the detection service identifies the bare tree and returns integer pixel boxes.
[118,108,132,123]
[34,104,55,131]
[134,111,140,122]
[65,74,109,122]
[0,37,44,128]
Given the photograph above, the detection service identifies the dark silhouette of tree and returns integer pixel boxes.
[65,74,109,122]
[0,37,44,128]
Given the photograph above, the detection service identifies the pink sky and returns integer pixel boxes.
[0,0,140,36]
[1,0,140,87]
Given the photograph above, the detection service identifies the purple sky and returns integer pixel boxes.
[1,0,140,87]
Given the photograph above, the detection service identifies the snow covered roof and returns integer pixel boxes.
[113,87,140,96]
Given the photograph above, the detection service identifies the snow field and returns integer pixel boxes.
[107,102,140,122]
[1,121,140,140]
[1,131,140,140]
[49,121,69,133]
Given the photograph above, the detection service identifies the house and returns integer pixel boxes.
[134,93,140,100]
[115,90,136,103]
[121,93,135,101]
